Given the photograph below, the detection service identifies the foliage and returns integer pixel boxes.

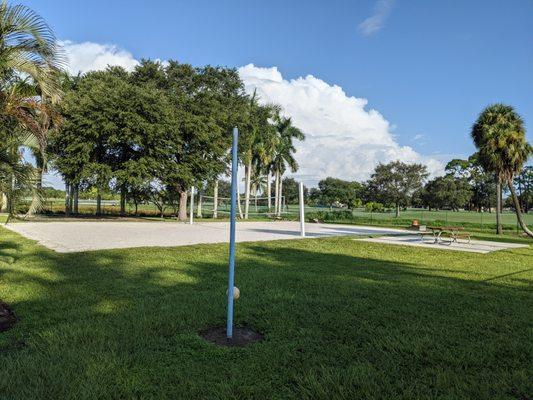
[422,175,472,210]
[471,104,532,236]
[364,161,428,215]
[281,177,306,204]
[310,177,362,208]
[0,1,63,217]
[364,201,384,212]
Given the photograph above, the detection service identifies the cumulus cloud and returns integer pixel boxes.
[238,64,442,185]
[59,40,139,74]
[358,0,395,36]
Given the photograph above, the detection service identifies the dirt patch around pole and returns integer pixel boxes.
[200,326,264,347]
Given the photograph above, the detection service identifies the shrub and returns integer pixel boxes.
[364,202,384,212]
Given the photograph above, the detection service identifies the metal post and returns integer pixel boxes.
[299,181,305,237]
[189,186,195,225]
[226,127,238,339]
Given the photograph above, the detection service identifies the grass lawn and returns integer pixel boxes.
[0,227,531,399]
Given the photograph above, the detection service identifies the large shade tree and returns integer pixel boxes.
[365,161,429,217]
[471,104,532,237]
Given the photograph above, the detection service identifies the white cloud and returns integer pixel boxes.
[238,64,443,186]
[358,0,395,36]
[59,40,139,74]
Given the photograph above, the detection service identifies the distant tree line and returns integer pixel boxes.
[304,158,531,217]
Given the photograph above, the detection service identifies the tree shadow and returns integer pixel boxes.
[0,235,531,399]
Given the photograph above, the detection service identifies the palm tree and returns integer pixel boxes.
[250,171,267,212]
[0,1,63,216]
[471,104,532,237]
[272,117,305,216]
[0,1,63,97]
[240,92,278,219]
[0,129,40,221]
[253,119,278,212]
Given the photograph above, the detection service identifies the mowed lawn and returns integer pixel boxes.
[0,227,531,399]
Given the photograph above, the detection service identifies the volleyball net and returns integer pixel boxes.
[197,195,288,217]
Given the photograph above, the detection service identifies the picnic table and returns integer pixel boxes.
[423,226,471,244]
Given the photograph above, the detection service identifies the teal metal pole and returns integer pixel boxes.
[226,127,238,339]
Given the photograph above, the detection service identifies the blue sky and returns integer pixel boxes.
[24,0,533,185]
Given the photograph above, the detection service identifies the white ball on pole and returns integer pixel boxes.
[227,286,240,300]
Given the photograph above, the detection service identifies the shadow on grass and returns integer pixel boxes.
[0,232,531,399]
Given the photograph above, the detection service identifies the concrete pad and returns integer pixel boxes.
[357,235,528,254]
[4,220,407,253]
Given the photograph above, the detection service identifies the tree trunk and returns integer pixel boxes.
[69,185,74,214]
[96,192,102,216]
[274,170,279,215]
[508,179,533,238]
[237,190,243,219]
[65,183,71,216]
[120,187,126,216]
[496,181,502,234]
[213,180,219,219]
[253,183,258,212]
[178,190,188,222]
[73,185,79,214]
[36,157,44,191]
[277,176,283,217]
[197,191,203,218]
[395,203,400,218]
[244,160,252,219]
[267,171,272,211]
[0,192,6,213]
[499,183,503,213]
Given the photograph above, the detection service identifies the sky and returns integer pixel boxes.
[23,0,533,188]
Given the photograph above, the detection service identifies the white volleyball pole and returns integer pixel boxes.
[299,181,305,237]
[189,186,195,225]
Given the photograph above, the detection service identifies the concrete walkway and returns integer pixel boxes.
[357,235,528,254]
[4,220,406,253]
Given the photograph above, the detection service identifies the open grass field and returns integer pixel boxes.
[0,225,531,399]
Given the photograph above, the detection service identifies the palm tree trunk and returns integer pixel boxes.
[196,191,203,218]
[496,181,502,234]
[274,170,279,215]
[267,171,272,211]
[508,179,533,238]
[244,160,252,219]
[178,190,188,221]
[253,184,258,212]
[213,180,218,219]
[237,190,243,219]
[36,161,43,191]
[277,176,283,217]
[0,192,6,213]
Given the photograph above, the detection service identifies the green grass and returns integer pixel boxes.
[0,228,531,399]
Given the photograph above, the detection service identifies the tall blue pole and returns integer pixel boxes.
[226,127,238,339]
